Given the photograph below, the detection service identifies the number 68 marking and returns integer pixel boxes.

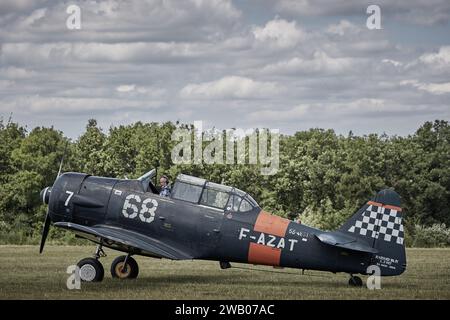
[122,194,158,224]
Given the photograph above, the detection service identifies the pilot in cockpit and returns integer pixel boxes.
[159,175,171,197]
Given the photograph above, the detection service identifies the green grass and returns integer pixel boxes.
[0,246,449,299]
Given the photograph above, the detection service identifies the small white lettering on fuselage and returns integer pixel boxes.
[238,227,298,251]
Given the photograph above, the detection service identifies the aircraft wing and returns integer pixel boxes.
[315,231,379,254]
[54,222,193,260]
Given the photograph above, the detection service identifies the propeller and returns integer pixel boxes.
[39,142,68,254]
[39,209,51,254]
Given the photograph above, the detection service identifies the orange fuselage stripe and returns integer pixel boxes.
[367,201,402,212]
[248,242,281,266]
[253,211,290,237]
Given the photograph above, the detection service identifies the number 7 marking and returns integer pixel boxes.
[65,191,74,206]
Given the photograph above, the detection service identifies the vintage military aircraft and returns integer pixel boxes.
[39,169,406,286]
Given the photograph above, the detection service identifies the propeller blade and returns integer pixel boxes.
[39,141,68,254]
[39,210,51,254]
[56,142,68,180]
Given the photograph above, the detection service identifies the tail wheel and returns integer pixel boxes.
[348,276,363,287]
[111,255,139,279]
[77,258,104,282]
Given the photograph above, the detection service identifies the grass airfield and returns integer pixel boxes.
[0,246,449,299]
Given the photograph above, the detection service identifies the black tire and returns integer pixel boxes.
[77,258,104,282]
[111,256,139,279]
[348,276,363,287]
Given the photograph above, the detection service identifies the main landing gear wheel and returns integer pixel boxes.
[348,275,363,287]
[77,258,104,282]
[111,255,139,279]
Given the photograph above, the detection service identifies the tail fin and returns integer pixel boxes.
[340,189,406,276]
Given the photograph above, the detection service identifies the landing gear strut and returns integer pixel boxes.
[348,274,363,287]
[94,244,106,259]
[76,243,106,282]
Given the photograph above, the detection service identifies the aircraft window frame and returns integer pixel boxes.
[171,181,204,204]
[234,188,247,197]
[206,182,233,193]
[245,194,258,207]
[176,174,206,186]
[200,186,230,210]
[226,194,242,212]
[239,198,253,212]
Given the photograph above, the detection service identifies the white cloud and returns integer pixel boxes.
[115,84,167,98]
[326,20,360,37]
[248,104,310,122]
[0,0,241,43]
[247,98,436,123]
[253,18,306,49]
[276,0,450,26]
[419,46,450,67]
[0,42,211,65]
[116,85,136,93]
[276,0,358,16]
[419,83,450,95]
[0,95,163,115]
[382,59,402,68]
[401,80,450,95]
[320,20,395,57]
[180,76,283,99]
[340,98,387,113]
[19,7,47,27]
[261,51,356,75]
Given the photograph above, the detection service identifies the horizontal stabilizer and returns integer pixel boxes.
[315,231,378,254]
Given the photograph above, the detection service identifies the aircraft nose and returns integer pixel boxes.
[40,187,52,205]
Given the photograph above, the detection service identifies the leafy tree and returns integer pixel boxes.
[75,119,107,176]
[0,118,449,245]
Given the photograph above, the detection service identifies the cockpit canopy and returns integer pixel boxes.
[171,173,259,212]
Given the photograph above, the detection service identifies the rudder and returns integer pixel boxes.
[339,189,407,276]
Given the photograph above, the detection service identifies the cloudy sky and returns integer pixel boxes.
[0,0,449,139]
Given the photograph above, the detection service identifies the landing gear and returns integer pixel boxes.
[76,243,106,282]
[220,261,231,269]
[111,255,139,279]
[76,243,139,281]
[77,258,104,282]
[348,275,363,287]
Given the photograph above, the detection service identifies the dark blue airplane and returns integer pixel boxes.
[40,169,406,286]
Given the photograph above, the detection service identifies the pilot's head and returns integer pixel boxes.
[160,175,169,187]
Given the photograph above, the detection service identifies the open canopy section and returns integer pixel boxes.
[137,169,158,194]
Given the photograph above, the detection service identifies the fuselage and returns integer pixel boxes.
[48,173,372,275]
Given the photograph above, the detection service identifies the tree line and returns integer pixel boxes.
[0,118,449,246]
